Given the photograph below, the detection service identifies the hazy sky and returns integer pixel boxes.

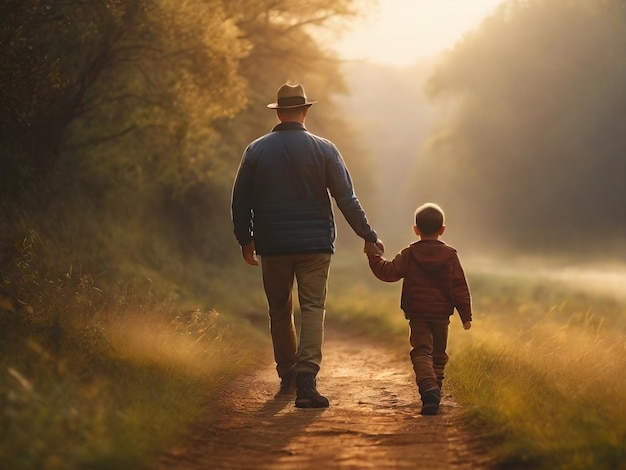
[335,0,505,66]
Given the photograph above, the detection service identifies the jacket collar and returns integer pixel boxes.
[272,121,307,132]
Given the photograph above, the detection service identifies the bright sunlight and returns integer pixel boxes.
[334,0,505,66]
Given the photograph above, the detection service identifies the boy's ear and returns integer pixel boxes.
[413,225,420,236]
[438,225,446,236]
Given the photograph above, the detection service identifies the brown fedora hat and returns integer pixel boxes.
[267,83,317,109]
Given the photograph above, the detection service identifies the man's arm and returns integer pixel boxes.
[326,146,378,243]
[231,150,255,247]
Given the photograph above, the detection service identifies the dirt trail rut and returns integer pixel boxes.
[158,327,491,469]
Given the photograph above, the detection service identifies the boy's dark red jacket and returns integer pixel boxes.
[367,239,472,324]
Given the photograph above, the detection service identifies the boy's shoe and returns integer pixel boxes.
[420,402,439,415]
[295,373,329,408]
[420,388,441,416]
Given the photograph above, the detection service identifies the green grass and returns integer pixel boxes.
[448,272,626,469]
[328,253,626,469]
[0,298,265,469]
[449,339,626,469]
[3,219,625,469]
[0,221,268,469]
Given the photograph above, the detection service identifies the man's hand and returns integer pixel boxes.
[463,321,472,330]
[364,238,385,256]
[242,241,258,266]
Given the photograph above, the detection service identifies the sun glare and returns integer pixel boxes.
[335,0,504,66]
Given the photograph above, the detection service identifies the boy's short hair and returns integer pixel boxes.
[414,203,445,235]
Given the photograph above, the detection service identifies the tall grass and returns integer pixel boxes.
[328,252,626,469]
[450,328,626,468]
[3,213,624,469]
[0,221,267,469]
[449,271,626,469]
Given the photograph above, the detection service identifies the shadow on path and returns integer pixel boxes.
[158,327,492,469]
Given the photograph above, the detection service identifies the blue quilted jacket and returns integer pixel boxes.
[231,121,377,256]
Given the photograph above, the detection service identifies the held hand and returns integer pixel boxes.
[364,239,384,256]
[242,241,258,266]
[463,321,472,330]
[375,238,385,255]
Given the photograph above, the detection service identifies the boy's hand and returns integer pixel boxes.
[463,321,472,330]
[364,239,384,256]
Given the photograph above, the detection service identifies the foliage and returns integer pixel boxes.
[0,0,367,267]
[417,0,626,255]
[448,270,626,469]
[0,228,264,469]
[0,0,367,467]
[1,0,246,179]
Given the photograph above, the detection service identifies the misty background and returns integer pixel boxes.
[336,0,626,262]
[1,0,625,295]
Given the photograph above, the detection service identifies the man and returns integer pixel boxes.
[231,83,384,408]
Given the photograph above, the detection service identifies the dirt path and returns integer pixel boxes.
[158,327,492,469]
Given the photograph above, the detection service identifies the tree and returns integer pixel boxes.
[418,0,626,255]
[0,0,246,194]
[0,0,371,265]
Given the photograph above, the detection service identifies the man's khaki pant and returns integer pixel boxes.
[261,253,331,377]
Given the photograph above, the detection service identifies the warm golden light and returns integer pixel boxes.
[335,0,504,66]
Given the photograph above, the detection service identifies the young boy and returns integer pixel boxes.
[364,203,472,415]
